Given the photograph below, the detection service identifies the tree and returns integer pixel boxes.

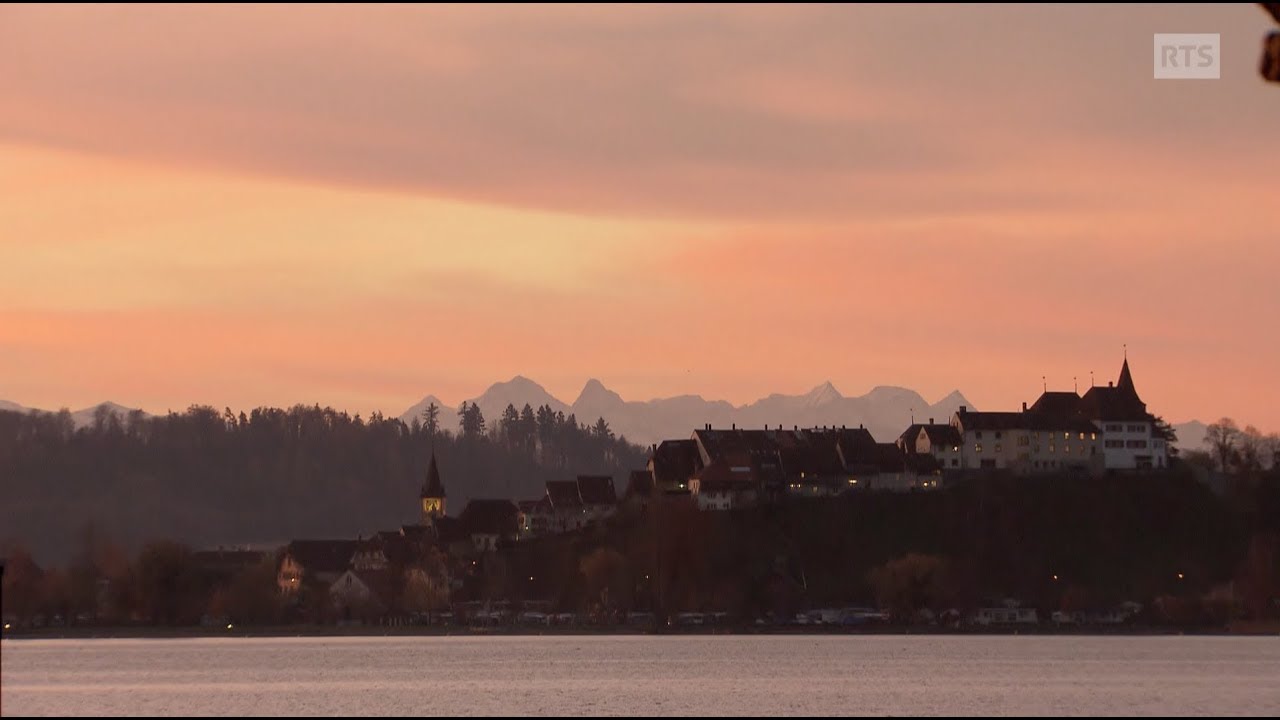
[401,551,450,617]
[867,553,948,622]
[1265,434,1280,470]
[134,540,202,625]
[592,417,614,440]
[222,557,282,625]
[1153,416,1179,455]
[1180,449,1217,473]
[580,547,630,618]
[1238,426,1265,473]
[422,402,440,438]
[1,542,44,625]
[1204,418,1241,472]
[519,404,537,452]
[500,404,520,446]
[459,402,486,440]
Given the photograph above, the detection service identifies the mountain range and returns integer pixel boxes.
[395,377,1215,450]
[400,376,974,447]
[2,382,1215,451]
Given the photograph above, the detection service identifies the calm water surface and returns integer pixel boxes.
[3,635,1279,716]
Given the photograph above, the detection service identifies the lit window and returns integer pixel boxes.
[975,444,983,453]
[1063,432,1069,441]
[1078,432,1085,441]
[1049,444,1055,453]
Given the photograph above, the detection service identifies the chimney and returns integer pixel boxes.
[1021,402,1027,412]
[959,406,967,413]
[1108,381,1114,388]
[793,425,798,431]
[928,418,934,425]
[731,423,736,430]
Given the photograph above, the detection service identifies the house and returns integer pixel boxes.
[351,531,413,573]
[676,425,941,504]
[192,548,268,585]
[1078,357,1170,470]
[457,499,520,553]
[517,475,620,537]
[328,569,397,619]
[623,469,656,509]
[516,499,553,539]
[277,540,358,595]
[649,439,703,493]
[832,430,940,492]
[545,479,586,533]
[576,475,619,523]
[951,405,1102,475]
[690,461,757,509]
[897,421,963,470]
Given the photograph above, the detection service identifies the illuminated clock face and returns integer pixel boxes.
[423,499,442,513]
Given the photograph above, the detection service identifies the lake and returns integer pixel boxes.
[3,635,1279,716]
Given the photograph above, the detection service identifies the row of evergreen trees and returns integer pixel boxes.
[416,400,625,466]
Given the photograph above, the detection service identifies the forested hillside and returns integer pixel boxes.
[0,403,648,563]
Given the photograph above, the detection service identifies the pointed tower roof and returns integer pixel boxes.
[421,452,445,498]
[1116,357,1136,395]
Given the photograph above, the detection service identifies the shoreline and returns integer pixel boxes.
[6,622,1279,640]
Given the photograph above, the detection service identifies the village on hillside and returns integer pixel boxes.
[254,356,1195,627]
[8,355,1275,634]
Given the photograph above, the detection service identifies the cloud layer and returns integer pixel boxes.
[1,4,1278,430]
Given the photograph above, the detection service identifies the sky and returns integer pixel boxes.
[1,4,1278,429]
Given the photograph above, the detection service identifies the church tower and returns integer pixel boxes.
[421,451,446,524]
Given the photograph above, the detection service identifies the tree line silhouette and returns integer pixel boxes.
[0,402,647,564]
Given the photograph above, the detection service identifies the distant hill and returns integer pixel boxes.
[399,377,975,446]
[0,391,1225,453]
[0,400,150,428]
[1172,420,1208,451]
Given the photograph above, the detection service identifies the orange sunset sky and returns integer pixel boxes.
[1,4,1278,429]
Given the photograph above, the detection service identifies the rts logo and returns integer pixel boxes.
[1154,33,1220,79]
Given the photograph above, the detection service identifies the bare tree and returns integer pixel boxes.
[1238,426,1265,473]
[1204,418,1241,472]
[1265,433,1280,469]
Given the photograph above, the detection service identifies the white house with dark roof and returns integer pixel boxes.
[1078,357,1169,470]
[951,407,1102,475]
[897,421,964,469]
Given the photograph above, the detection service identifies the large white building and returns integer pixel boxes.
[942,356,1169,475]
[1077,358,1170,470]
[950,407,1103,475]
